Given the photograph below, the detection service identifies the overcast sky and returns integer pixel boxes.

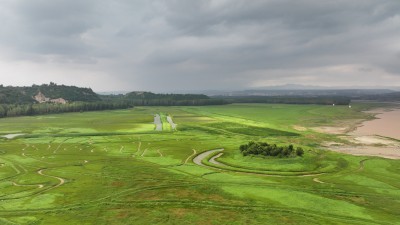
[0,0,399,92]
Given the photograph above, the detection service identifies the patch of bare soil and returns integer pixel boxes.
[321,142,344,147]
[2,134,24,139]
[350,136,397,145]
[293,125,307,131]
[184,149,197,164]
[311,126,348,134]
[328,145,400,159]
[154,114,162,131]
[313,178,325,184]
[321,108,400,159]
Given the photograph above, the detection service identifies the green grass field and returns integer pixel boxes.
[0,103,399,224]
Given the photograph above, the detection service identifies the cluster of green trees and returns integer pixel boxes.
[0,101,133,118]
[239,141,305,158]
[0,83,134,118]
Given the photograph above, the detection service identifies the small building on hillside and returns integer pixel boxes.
[33,91,50,103]
[33,91,67,104]
[50,98,68,104]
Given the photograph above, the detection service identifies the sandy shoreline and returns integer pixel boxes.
[322,107,400,159]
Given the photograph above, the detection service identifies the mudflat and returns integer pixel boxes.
[323,108,400,159]
[328,145,400,159]
[351,108,400,140]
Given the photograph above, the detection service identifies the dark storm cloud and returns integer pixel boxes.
[0,1,96,56]
[0,0,399,91]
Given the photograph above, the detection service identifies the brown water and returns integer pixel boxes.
[352,109,400,139]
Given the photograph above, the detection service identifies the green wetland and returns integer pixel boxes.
[0,103,399,224]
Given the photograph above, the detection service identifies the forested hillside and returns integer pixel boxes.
[0,83,131,118]
[0,83,353,118]
[0,84,224,118]
[0,82,100,104]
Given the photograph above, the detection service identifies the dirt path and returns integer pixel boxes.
[136,142,142,154]
[53,142,64,153]
[358,159,369,171]
[157,149,163,157]
[53,144,62,153]
[312,159,368,184]
[154,114,162,131]
[12,181,44,189]
[194,149,323,178]
[22,144,30,151]
[313,178,325,184]
[209,153,224,165]
[193,149,224,166]
[119,146,124,153]
[167,116,177,130]
[184,149,197,164]
[37,169,65,190]
[141,149,148,157]
[2,134,24,139]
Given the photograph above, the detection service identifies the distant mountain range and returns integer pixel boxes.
[193,84,399,97]
[251,84,400,91]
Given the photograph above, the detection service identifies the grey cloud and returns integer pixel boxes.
[0,0,399,91]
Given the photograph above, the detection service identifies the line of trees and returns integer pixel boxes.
[101,92,226,106]
[218,96,351,105]
[124,99,226,106]
[102,92,351,106]
[0,101,133,118]
[240,141,304,158]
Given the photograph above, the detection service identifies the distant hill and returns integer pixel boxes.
[205,89,394,97]
[252,84,400,91]
[0,83,100,104]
